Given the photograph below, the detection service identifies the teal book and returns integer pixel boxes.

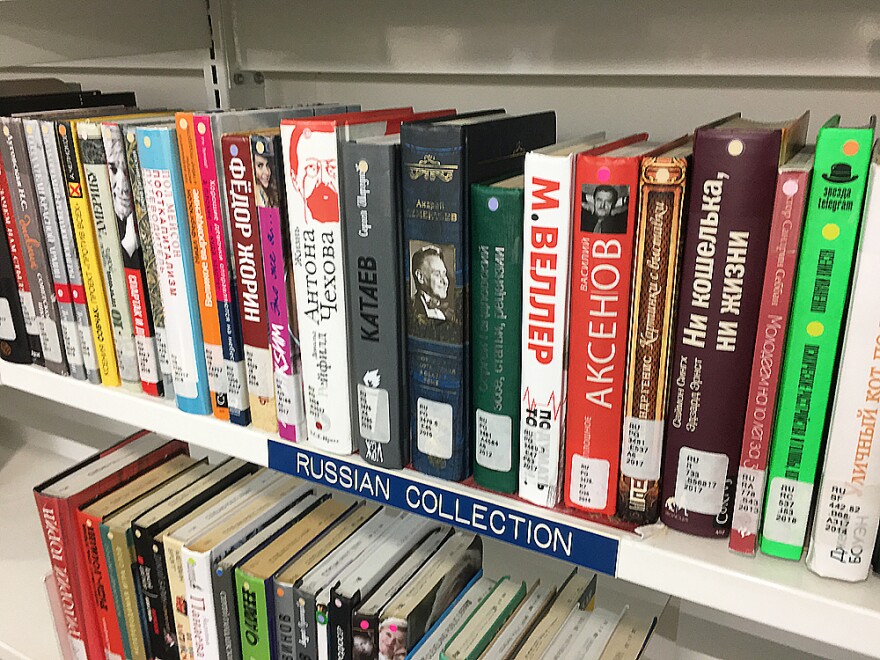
[470,180,524,493]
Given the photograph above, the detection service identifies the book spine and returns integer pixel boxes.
[729,164,810,553]
[762,127,875,558]
[183,548,223,660]
[0,193,31,363]
[42,121,99,381]
[194,115,250,424]
[273,582,297,660]
[78,124,141,387]
[2,118,67,374]
[618,156,689,524]
[137,127,212,414]
[130,561,154,660]
[212,563,240,660]
[471,184,524,493]
[518,153,576,507]
[255,134,304,442]
[400,124,470,480]
[166,535,197,660]
[0,126,42,364]
[806,157,880,580]
[100,525,135,660]
[223,134,278,432]
[55,119,120,385]
[33,492,89,659]
[132,527,165,660]
[23,120,86,378]
[351,613,379,660]
[78,511,125,660]
[329,592,356,660]
[660,130,782,537]
[111,530,147,660]
[147,538,181,660]
[236,572,272,660]
[566,155,642,516]
[341,140,408,468]
[100,123,163,397]
[281,121,357,453]
[293,587,319,660]
[177,114,229,418]
[124,125,175,397]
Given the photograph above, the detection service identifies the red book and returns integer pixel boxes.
[728,148,813,554]
[564,134,653,515]
[33,432,187,660]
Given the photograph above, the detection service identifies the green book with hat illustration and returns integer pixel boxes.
[761,115,876,560]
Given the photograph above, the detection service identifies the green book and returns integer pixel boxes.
[470,179,524,493]
[761,115,876,559]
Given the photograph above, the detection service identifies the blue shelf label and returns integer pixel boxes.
[268,440,619,576]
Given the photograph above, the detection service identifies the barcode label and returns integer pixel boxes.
[226,359,249,411]
[0,298,15,340]
[475,409,512,472]
[205,342,227,392]
[621,417,663,481]
[417,397,453,459]
[39,317,63,363]
[674,447,728,515]
[79,321,97,373]
[357,384,391,444]
[60,319,82,367]
[569,455,609,510]
[136,335,160,384]
[245,346,274,398]
[763,477,812,547]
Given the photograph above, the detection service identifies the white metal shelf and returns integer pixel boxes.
[2,361,879,657]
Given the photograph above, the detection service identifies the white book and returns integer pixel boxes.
[518,134,605,506]
[806,151,880,581]
[182,478,311,660]
[281,116,402,453]
[544,605,624,660]
[479,582,556,659]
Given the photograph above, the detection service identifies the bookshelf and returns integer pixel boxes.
[2,0,880,657]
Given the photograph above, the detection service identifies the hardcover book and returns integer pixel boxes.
[805,145,880,581]
[761,116,875,559]
[728,148,814,554]
[542,605,623,660]
[660,113,809,538]
[22,119,86,378]
[618,139,692,524]
[470,178,523,493]
[0,203,30,363]
[281,108,417,453]
[137,124,212,414]
[478,581,556,660]
[401,111,556,481]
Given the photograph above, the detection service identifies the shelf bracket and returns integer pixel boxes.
[203,0,266,110]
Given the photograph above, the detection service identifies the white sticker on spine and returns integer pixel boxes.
[810,481,880,576]
[417,397,453,459]
[674,447,728,515]
[276,371,305,427]
[621,417,662,481]
[730,465,765,540]
[39,317,63,363]
[475,409,512,472]
[358,384,391,444]
[136,335,160,384]
[155,327,171,372]
[569,455,609,510]
[0,298,15,340]
[60,319,82,366]
[79,322,97,372]
[19,291,37,333]
[763,477,813,546]
[204,343,227,392]
[245,346,274,398]
[226,359,249,411]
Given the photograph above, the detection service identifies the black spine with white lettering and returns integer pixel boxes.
[341,140,408,468]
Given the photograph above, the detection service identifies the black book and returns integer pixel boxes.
[400,111,556,480]
[0,89,136,115]
[0,205,32,363]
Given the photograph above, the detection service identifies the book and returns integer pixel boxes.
[567,134,675,516]
[105,460,219,660]
[806,144,880,580]
[78,120,146,390]
[137,124,213,414]
[470,177,523,493]
[177,112,229,417]
[329,514,442,660]
[761,116,875,558]
[32,432,186,660]
[350,527,451,660]
[401,111,557,480]
[77,454,198,660]
[0,196,31,363]
[660,113,809,538]
[514,569,597,659]
[0,116,67,373]
[0,89,136,115]
[728,148,814,554]
[476,581,555,660]
[597,610,655,660]
[440,576,526,660]
[281,107,417,453]
[251,131,306,442]
[542,606,623,660]
[101,119,165,397]
[273,503,379,660]
[54,116,121,384]
[378,532,483,657]
[232,497,345,660]
[406,574,492,660]
[182,477,311,660]
[517,134,607,507]
[131,458,258,660]
[617,139,693,524]
[340,134,410,468]
[22,118,86,378]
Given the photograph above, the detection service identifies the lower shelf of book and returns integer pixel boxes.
[2,360,880,657]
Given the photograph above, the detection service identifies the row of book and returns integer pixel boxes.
[2,88,880,579]
[34,431,655,660]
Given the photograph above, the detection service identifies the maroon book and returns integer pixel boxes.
[659,114,808,537]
